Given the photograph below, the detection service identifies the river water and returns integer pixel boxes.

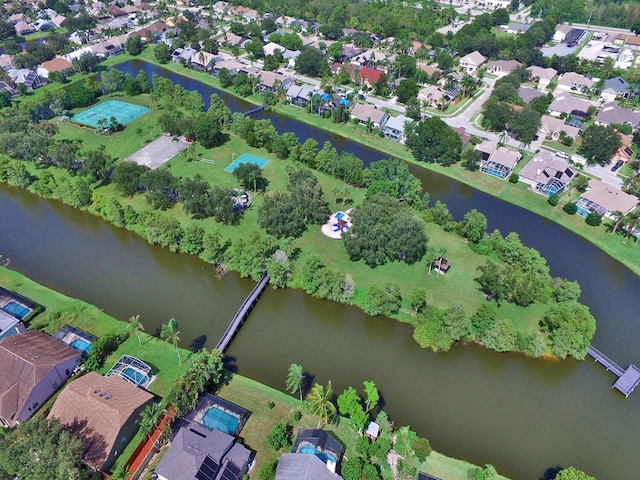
[1,61,638,479]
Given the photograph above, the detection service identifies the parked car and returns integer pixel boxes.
[611,160,624,172]
[555,152,569,159]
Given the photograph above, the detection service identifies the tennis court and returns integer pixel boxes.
[224,153,269,173]
[72,100,149,128]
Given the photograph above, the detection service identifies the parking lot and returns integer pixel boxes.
[123,134,190,169]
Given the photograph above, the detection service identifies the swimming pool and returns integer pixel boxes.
[123,367,147,385]
[299,445,337,464]
[2,301,30,320]
[70,338,92,354]
[202,406,240,435]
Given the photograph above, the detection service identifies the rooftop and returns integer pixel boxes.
[580,181,638,215]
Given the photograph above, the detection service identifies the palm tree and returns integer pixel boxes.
[139,403,162,440]
[286,363,304,400]
[135,127,144,146]
[305,381,336,427]
[127,314,144,346]
[160,317,182,363]
[610,210,626,235]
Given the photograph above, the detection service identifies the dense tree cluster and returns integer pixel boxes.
[406,117,463,166]
[301,254,356,303]
[344,192,428,267]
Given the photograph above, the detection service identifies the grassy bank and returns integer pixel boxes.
[0,266,510,480]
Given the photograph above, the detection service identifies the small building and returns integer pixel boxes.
[564,29,588,47]
[485,59,522,78]
[600,76,632,102]
[418,473,443,480]
[0,330,81,428]
[286,84,316,107]
[154,423,251,480]
[417,84,447,109]
[256,70,294,93]
[613,133,634,165]
[350,103,388,128]
[190,50,216,71]
[452,126,471,148]
[365,421,380,440]
[382,114,411,143]
[357,66,385,87]
[527,66,557,91]
[475,140,521,179]
[48,372,154,471]
[276,454,342,480]
[14,21,35,36]
[518,150,575,196]
[458,51,486,74]
[504,23,531,34]
[518,86,545,103]
[575,181,639,218]
[433,257,451,275]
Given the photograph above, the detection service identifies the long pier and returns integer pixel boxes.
[215,274,269,352]
[587,346,640,397]
[242,104,266,117]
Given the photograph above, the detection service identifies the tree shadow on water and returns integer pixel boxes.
[189,335,207,352]
[539,466,563,480]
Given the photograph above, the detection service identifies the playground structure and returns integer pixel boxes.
[321,210,353,239]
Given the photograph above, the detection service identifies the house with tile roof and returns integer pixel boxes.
[595,102,640,130]
[48,371,154,471]
[382,114,411,143]
[485,59,522,78]
[557,72,594,92]
[155,423,251,480]
[475,140,521,179]
[357,67,385,87]
[350,103,388,127]
[0,330,81,428]
[539,115,581,142]
[575,181,638,218]
[14,21,35,36]
[600,76,633,102]
[548,94,593,118]
[37,57,74,79]
[519,150,576,196]
[276,454,343,480]
[527,66,557,90]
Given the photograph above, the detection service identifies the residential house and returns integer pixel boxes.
[0,330,81,428]
[417,84,447,109]
[613,133,634,165]
[0,286,31,340]
[51,14,66,28]
[37,57,74,79]
[257,71,294,93]
[331,62,357,79]
[135,20,170,43]
[108,16,133,30]
[286,84,316,107]
[527,66,557,90]
[595,102,640,130]
[106,4,126,17]
[173,47,197,64]
[0,54,13,71]
[382,114,411,143]
[600,76,633,102]
[485,59,522,78]
[548,94,592,118]
[518,86,545,103]
[539,115,581,142]
[452,126,471,148]
[504,23,531,34]
[357,67,385,88]
[190,50,216,71]
[48,371,154,471]
[0,81,18,96]
[350,103,388,127]
[624,35,640,50]
[557,72,594,92]
[220,32,244,47]
[155,423,251,480]
[575,181,638,218]
[475,140,521,179]
[33,19,55,31]
[276,454,343,480]
[351,49,390,69]
[91,39,124,58]
[14,21,35,36]
[264,41,285,56]
[564,29,588,47]
[458,51,486,74]
[7,68,46,90]
[417,64,442,78]
[213,1,229,14]
[518,150,576,196]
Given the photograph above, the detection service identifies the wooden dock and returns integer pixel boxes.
[215,274,269,352]
[242,104,266,117]
[587,346,640,397]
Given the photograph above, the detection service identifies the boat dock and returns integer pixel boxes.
[587,346,640,398]
[242,104,266,117]
[215,274,269,352]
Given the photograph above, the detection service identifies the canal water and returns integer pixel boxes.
[0,62,638,479]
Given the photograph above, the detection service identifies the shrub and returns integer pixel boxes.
[563,202,577,215]
[258,460,278,480]
[548,193,559,206]
[293,410,302,421]
[266,422,292,451]
[585,212,602,226]
[267,401,275,409]
[508,173,519,183]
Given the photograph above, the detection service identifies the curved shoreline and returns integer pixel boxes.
[102,51,640,278]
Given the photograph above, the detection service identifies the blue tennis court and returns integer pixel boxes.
[73,100,149,128]
[224,153,269,173]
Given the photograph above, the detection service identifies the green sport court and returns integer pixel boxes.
[224,153,270,173]
[72,100,150,128]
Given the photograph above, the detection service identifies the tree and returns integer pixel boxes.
[363,282,402,316]
[540,302,596,359]
[295,47,329,77]
[405,96,422,121]
[266,422,292,451]
[127,314,145,346]
[406,117,462,166]
[139,402,162,440]
[482,318,517,352]
[396,78,419,104]
[553,467,597,480]
[306,381,337,427]
[586,212,602,226]
[395,425,418,458]
[363,380,379,413]
[126,34,143,55]
[344,193,428,267]
[409,287,427,316]
[154,42,171,63]
[580,124,622,165]
[337,386,367,431]
[436,51,453,71]
[461,147,482,171]
[160,317,182,363]
[218,67,233,88]
[286,363,304,400]
[509,107,541,145]
[462,209,488,243]
[113,161,150,196]
[193,113,225,148]
[258,192,307,238]
[366,159,424,205]
[0,417,85,479]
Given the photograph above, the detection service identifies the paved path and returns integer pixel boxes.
[124,135,190,169]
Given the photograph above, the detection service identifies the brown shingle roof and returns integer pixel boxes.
[0,330,79,425]
[48,372,154,471]
[40,57,73,73]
